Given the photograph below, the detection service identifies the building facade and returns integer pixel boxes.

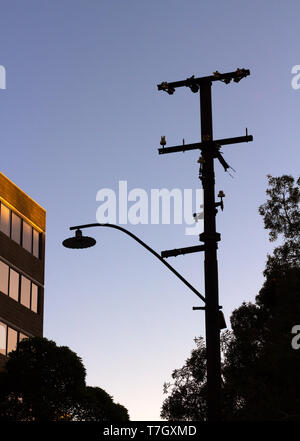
[0,172,45,370]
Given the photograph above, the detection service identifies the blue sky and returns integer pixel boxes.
[0,0,299,420]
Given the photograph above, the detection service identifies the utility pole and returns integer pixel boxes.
[157,69,253,421]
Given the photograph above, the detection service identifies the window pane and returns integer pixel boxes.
[7,327,18,354]
[31,283,38,313]
[22,221,32,253]
[33,229,40,258]
[11,213,21,244]
[0,322,7,355]
[0,260,9,295]
[20,276,30,308]
[19,333,28,343]
[0,203,10,236]
[9,269,19,301]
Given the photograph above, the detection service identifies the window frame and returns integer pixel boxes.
[22,221,33,254]
[0,202,11,237]
[11,211,22,245]
[0,321,29,356]
[0,202,42,259]
[0,321,7,356]
[0,260,9,295]
[30,283,39,313]
[9,268,20,302]
[20,275,31,309]
[0,260,41,315]
[32,229,40,259]
[7,327,18,355]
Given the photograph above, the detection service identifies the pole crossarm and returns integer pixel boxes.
[158,134,253,155]
[157,69,250,93]
[69,223,206,303]
[161,244,205,258]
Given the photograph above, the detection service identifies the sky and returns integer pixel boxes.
[0,0,299,421]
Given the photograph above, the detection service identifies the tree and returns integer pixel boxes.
[161,335,232,421]
[223,175,300,420]
[0,337,86,421]
[0,337,130,421]
[161,174,300,421]
[258,174,300,276]
[161,337,207,421]
[223,268,300,420]
[78,386,129,421]
[162,270,300,421]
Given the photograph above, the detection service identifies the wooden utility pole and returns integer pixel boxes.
[158,68,253,421]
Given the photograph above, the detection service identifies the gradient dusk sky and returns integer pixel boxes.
[0,0,299,420]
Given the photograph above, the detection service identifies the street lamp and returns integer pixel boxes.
[63,222,206,303]
[63,222,227,419]
[62,229,96,249]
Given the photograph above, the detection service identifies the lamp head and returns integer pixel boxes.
[62,229,96,249]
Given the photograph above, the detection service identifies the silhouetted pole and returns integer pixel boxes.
[199,81,221,421]
[157,69,253,421]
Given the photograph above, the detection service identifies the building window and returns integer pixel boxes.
[0,202,41,259]
[0,203,10,236]
[19,333,28,343]
[7,327,18,354]
[33,229,40,259]
[9,269,19,302]
[0,260,41,314]
[0,260,9,295]
[0,321,29,356]
[22,221,32,253]
[0,322,7,355]
[11,212,21,244]
[20,276,31,309]
[31,283,38,313]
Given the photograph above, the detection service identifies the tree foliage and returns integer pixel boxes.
[0,337,86,421]
[0,337,129,421]
[161,334,231,421]
[161,174,300,421]
[161,337,207,421]
[223,268,300,420]
[258,174,300,276]
[79,386,129,421]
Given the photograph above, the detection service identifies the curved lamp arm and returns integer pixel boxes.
[68,223,205,304]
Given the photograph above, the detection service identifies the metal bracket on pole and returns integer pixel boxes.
[192,307,227,330]
[199,232,221,243]
[161,244,205,258]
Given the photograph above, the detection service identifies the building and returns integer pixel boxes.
[0,172,46,369]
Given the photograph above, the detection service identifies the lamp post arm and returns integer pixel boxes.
[69,223,205,303]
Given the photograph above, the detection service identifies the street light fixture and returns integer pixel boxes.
[63,225,228,331]
[62,229,96,249]
[63,222,206,304]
